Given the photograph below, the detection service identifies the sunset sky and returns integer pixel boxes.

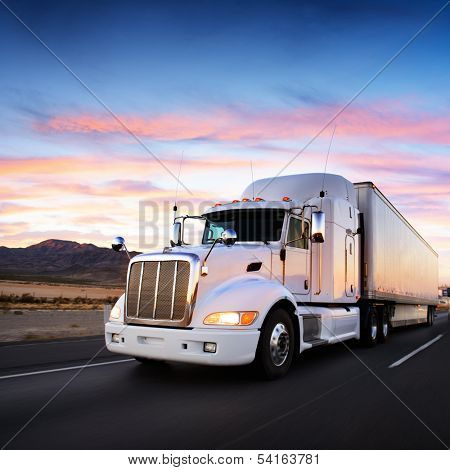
[0,0,449,283]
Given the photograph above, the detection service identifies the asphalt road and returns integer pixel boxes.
[0,313,448,450]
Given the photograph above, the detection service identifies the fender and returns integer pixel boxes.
[190,275,297,329]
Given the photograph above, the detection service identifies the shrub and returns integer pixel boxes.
[21,293,35,303]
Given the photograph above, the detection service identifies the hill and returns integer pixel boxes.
[0,239,140,286]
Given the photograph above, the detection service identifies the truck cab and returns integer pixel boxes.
[106,173,365,379]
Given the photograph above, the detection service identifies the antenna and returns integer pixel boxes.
[320,124,337,203]
[250,160,255,200]
[173,150,184,218]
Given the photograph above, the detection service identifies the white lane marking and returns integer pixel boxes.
[0,358,135,380]
[389,334,444,369]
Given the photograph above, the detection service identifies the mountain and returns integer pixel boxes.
[0,239,141,286]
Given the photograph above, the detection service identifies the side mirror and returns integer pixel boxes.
[171,222,182,246]
[221,228,237,246]
[112,236,130,259]
[112,236,125,252]
[311,211,325,243]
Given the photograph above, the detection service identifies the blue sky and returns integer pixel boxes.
[2,1,449,110]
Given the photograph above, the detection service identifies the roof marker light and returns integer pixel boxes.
[282,197,291,202]
[232,199,239,203]
[254,197,264,202]
[214,203,222,207]
[242,198,250,202]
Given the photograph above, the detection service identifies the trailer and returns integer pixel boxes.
[106,173,439,379]
[356,182,438,326]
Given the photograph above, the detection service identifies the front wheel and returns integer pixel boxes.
[255,308,295,380]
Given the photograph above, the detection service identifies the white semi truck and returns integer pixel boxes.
[106,173,438,378]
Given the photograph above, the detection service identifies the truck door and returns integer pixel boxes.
[284,215,310,297]
[345,235,355,297]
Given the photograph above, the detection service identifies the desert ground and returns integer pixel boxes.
[0,281,121,342]
[0,309,106,342]
[0,280,123,299]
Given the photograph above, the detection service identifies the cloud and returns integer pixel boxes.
[309,147,449,197]
[72,215,121,225]
[1,132,449,281]
[35,103,450,145]
[0,221,29,237]
[0,154,267,181]
[0,178,215,204]
[0,203,36,215]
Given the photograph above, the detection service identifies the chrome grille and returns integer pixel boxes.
[127,262,141,317]
[126,260,191,323]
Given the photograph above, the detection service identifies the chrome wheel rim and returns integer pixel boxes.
[382,317,388,337]
[370,315,378,341]
[269,322,290,366]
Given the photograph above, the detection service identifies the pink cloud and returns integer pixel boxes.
[0,181,214,212]
[0,203,36,215]
[332,152,449,175]
[0,222,29,237]
[0,154,268,179]
[2,145,449,281]
[36,103,450,145]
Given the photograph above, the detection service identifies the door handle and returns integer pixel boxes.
[304,279,309,290]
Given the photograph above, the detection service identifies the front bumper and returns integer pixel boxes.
[105,322,260,366]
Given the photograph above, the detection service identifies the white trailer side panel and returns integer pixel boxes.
[355,183,438,305]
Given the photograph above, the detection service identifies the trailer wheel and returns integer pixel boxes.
[361,305,378,347]
[255,308,295,380]
[377,308,389,343]
[426,306,434,327]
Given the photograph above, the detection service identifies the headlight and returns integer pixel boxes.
[203,311,258,326]
[109,304,121,321]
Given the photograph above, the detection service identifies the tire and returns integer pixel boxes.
[377,307,389,343]
[255,308,295,380]
[426,306,434,327]
[361,305,378,347]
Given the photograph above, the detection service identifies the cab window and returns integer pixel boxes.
[286,217,309,249]
[202,209,285,244]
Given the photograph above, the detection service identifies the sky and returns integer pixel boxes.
[0,0,449,283]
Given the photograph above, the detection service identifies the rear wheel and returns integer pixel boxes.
[377,307,389,343]
[361,305,378,347]
[255,308,295,380]
[426,306,434,327]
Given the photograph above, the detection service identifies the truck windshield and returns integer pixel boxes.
[202,209,285,243]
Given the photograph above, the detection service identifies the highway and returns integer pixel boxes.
[0,313,448,450]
